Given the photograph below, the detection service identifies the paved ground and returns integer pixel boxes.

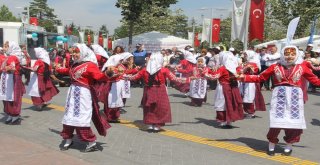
[1,86,320,165]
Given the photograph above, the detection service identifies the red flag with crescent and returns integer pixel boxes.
[194,32,200,47]
[249,0,265,41]
[212,18,221,43]
[29,17,38,26]
[87,34,91,45]
[98,35,103,47]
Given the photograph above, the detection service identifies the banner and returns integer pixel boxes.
[201,18,211,43]
[231,0,250,43]
[79,31,85,43]
[249,0,265,41]
[308,17,317,44]
[108,37,112,50]
[87,34,92,45]
[188,32,194,41]
[194,32,200,47]
[99,35,104,47]
[212,18,221,43]
[286,17,300,46]
[29,17,38,26]
[57,26,64,34]
[94,34,99,45]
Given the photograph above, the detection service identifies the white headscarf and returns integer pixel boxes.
[101,54,124,71]
[245,50,261,70]
[181,49,197,64]
[34,47,50,65]
[146,52,163,75]
[219,51,237,74]
[74,43,98,64]
[197,57,206,67]
[280,45,300,66]
[122,52,133,61]
[91,44,109,59]
[6,41,24,62]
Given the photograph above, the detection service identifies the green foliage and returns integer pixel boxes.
[0,5,19,22]
[29,0,60,32]
[115,0,178,49]
[99,25,109,36]
[219,18,232,48]
[231,39,244,51]
[268,0,320,38]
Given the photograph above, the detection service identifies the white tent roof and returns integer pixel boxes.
[255,35,320,50]
[114,31,192,52]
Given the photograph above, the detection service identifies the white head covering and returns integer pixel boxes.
[146,52,163,75]
[101,54,125,71]
[245,50,261,70]
[219,51,237,74]
[6,41,24,62]
[181,49,197,64]
[122,52,133,61]
[74,43,97,64]
[280,45,300,66]
[91,44,109,59]
[197,57,206,67]
[34,47,50,65]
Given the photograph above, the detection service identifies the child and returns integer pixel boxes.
[204,51,243,128]
[239,45,320,156]
[189,57,210,107]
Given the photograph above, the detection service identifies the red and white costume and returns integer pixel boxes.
[175,50,196,93]
[129,53,184,129]
[92,44,109,70]
[56,44,110,145]
[27,48,59,107]
[205,51,243,126]
[242,46,320,147]
[237,50,266,116]
[0,41,25,122]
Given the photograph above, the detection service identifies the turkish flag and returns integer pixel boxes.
[108,37,112,49]
[212,19,221,43]
[194,32,200,47]
[87,34,91,45]
[29,17,38,26]
[98,35,103,47]
[249,0,265,41]
[67,26,72,35]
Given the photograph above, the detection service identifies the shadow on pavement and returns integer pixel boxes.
[169,93,188,98]
[311,118,320,126]
[180,118,241,129]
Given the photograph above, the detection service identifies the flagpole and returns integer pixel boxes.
[210,8,213,48]
[244,0,251,50]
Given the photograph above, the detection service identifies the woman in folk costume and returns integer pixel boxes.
[238,45,320,156]
[174,50,196,94]
[204,51,243,128]
[188,57,210,107]
[56,44,111,152]
[127,53,185,132]
[118,52,140,107]
[101,54,125,123]
[237,50,266,119]
[91,44,109,70]
[0,41,26,124]
[25,48,59,111]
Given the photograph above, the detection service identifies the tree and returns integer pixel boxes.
[219,17,232,48]
[115,0,177,51]
[0,5,19,22]
[268,0,320,38]
[99,25,109,36]
[29,0,60,32]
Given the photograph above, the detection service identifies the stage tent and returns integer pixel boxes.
[114,31,192,52]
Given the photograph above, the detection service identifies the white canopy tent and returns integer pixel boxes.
[114,31,192,52]
[254,35,320,51]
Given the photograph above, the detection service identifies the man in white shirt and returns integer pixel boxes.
[263,46,280,90]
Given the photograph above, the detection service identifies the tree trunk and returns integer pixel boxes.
[128,20,134,52]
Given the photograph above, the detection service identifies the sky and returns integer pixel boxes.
[1,0,233,35]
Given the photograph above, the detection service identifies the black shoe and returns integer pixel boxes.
[10,118,21,125]
[282,149,292,156]
[60,142,73,151]
[83,144,99,152]
[221,125,233,129]
[267,149,275,156]
[108,120,120,123]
